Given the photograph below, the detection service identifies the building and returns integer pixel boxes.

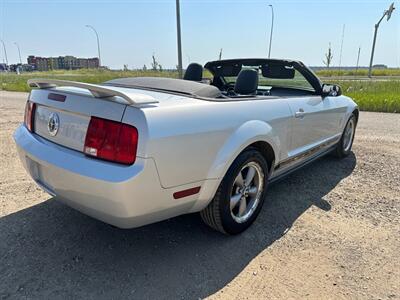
[372,64,388,69]
[0,63,8,71]
[27,55,99,71]
[8,64,34,72]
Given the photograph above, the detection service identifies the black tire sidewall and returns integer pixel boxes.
[218,149,269,234]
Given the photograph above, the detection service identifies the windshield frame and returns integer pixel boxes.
[204,58,323,94]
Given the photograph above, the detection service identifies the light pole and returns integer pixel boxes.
[176,0,183,78]
[14,42,22,65]
[356,46,361,75]
[338,24,345,75]
[267,4,274,58]
[368,2,395,78]
[85,25,101,67]
[0,40,8,65]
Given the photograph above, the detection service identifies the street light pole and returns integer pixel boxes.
[85,25,101,67]
[14,42,22,65]
[368,3,395,78]
[356,46,361,75]
[338,24,345,75]
[176,0,183,79]
[0,40,8,65]
[267,4,274,58]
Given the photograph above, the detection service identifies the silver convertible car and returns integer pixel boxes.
[14,58,358,234]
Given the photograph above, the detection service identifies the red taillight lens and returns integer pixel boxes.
[24,101,36,132]
[84,117,138,165]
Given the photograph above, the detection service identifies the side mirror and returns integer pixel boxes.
[321,84,342,97]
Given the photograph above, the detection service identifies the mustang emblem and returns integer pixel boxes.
[47,113,60,136]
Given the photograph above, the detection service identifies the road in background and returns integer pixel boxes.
[320,76,400,81]
[0,91,399,299]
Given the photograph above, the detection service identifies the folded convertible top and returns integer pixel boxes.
[104,77,222,99]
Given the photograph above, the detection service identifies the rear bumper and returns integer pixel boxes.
[13,125,203,228]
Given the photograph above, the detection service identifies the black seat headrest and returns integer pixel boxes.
[183,63,203,81]
[234,69,259,95]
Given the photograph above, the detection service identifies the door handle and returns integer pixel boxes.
[295,108,306,118]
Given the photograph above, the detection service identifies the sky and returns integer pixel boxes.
[1,0,399,69]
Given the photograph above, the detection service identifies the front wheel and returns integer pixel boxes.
[200,149,269,235]
[334,114,357,158]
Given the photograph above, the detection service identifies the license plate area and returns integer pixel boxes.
[25,156,56,196]
[34,105,90,152]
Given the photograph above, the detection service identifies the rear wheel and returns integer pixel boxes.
[200,149,269,235]
[334,114,357,158]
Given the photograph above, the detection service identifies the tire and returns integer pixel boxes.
[200,148,269,235]
[334,113,357,158]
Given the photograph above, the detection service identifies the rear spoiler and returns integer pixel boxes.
[28,79,158,105]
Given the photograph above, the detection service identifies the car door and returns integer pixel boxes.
[286,95,341,158]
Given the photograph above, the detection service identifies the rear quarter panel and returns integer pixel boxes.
[141,98,292,188]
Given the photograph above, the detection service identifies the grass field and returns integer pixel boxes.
[1,69,399,113]
[316,68,400,77]
[334,80,399,113]
[0,69,179,93]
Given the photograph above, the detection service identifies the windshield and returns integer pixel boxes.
[223,66,315,91]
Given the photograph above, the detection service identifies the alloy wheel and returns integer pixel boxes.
[230,161,264,223]
[343,118,355,152]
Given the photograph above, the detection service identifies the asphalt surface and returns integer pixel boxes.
[1,91,399,299]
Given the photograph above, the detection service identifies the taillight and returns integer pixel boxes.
[24,101,36,132]
[84,117,138,165]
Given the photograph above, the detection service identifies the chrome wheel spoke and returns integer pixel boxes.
[238,197,247,217]
[234,172,244,187]
[230,193,242,210]
[248,186,258,196]
[245,166,256,186]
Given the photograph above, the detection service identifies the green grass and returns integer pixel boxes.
[316,68,400,77]
[0,69,179,93]
[335,80,400,113]
[1,69,399,113]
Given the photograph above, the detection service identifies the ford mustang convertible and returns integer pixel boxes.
[14,58,358,234]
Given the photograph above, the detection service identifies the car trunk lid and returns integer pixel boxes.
[28,80,156,155]
[30,88,130,153]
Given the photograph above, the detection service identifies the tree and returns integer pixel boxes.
[158,64,163,72]
[143,64,147,71]
[323,43,333,68]
[151,54,159,71]
[123,64,129,71]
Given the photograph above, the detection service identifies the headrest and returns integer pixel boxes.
[234,69,259,95]
[183,63,203,81]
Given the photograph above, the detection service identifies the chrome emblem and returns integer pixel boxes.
[47,113,60,136]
